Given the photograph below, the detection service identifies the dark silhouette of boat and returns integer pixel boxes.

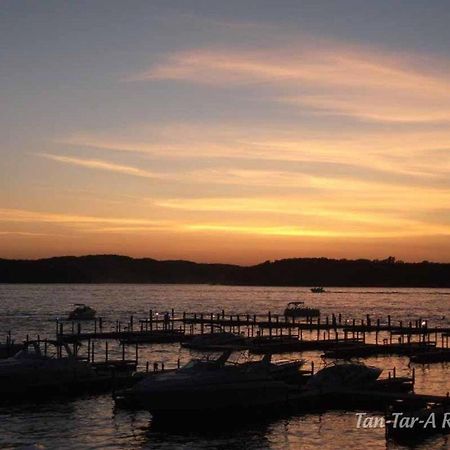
[0,340,23,359]
[306,361,382,389]
[114,351,304,416]
[386,401,450,443]
[284,301,320,318]
[311,287,325,293]
[0,340,97,398]
[182,331,247,350]
[68,304,96,320]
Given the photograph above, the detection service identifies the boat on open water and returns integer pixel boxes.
[284,301,320,318]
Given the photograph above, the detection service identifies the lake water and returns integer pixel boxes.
[0,285,449,449]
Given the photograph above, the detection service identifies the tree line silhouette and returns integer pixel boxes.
[0,255,448,286]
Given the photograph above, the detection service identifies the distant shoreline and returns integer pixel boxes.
[1,255,449,287]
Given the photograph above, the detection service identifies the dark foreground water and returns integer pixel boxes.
[0,285,449,450]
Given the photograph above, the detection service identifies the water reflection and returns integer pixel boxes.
[0,285,449,449]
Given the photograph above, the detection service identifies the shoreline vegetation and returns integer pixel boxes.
[0,255,449,287]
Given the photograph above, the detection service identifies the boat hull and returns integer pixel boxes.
[119,378,291,416]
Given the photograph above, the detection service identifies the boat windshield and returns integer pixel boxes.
[287,302,305,308]
[181,351,265,370]
[14,347,43,360]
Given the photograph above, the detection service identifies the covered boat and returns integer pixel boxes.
[306,361,382,389]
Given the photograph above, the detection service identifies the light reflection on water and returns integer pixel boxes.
[0,285,449,449]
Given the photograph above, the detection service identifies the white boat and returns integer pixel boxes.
[68,304,96,320]
[284,301,320,318]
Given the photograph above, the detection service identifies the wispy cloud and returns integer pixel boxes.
[129,43,450,124]
[0,208,168,227]
[155,196,450,235]
[40,153,163,179]
[185,223,449,239]
[1,205,447,240]
[57,125,450,194]
[0,231,51,237]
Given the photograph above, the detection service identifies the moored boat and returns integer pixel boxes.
[114,351,301,417]
[306,361,382,389]
[0,340,98,398]
[182,331,246,350]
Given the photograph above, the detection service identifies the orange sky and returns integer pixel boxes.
[1,4,449,264]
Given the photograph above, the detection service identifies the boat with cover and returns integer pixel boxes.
[306,361,382,389]
[114,351,303,416]
[284,301,320,318]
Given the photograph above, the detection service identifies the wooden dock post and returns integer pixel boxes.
[316,316,321,340]
[268,311,272,338]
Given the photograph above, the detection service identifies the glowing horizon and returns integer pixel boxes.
[1,2,449,264]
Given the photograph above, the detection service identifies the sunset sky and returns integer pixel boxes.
[1,1,449,264]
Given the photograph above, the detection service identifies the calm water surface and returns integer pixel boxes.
[0,285,449,450]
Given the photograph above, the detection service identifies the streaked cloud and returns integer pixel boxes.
[0,231,50,237]
[0,208,168,227]
[130,43,450,124]
[40,153,163,179]
[1,206,448,240]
